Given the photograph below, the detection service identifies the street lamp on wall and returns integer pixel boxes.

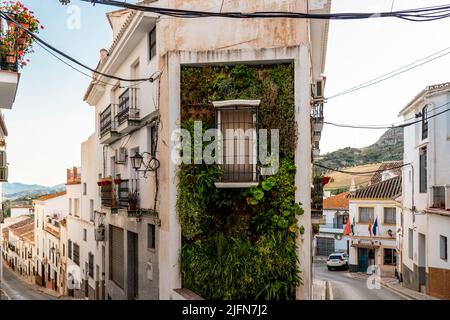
[130,151,160,177]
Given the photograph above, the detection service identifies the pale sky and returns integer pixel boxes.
[5,0,450,186]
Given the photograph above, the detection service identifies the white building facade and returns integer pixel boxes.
[347,176,402,278]
[399,82,450,299]
[33,192,68,293]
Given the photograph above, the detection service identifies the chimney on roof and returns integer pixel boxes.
[349,178,356,192]
[100,49,109,64]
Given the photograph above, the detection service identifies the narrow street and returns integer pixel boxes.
[0,264,58,300]
[314,261,406,300]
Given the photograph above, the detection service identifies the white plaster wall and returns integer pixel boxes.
[10,207,31,218]
[428,214,450,269]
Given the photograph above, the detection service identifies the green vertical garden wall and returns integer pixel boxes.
[178,63,304,300]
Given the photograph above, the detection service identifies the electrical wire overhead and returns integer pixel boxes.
[0,11,155,83]
[314,163,410,175]
[325,102,450,130]
[327,46,450,100]
[61,0,450,22]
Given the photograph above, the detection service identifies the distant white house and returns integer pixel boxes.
[399,82,450,299]
[315,192,350,257]
[10,205,33,218]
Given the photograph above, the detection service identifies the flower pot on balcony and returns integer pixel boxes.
[114,178,122,185]
[17,36,27,47]
[97,181,102,186]
[20,22,30,30]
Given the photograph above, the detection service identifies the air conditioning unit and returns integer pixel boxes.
[95,225,105,241]
[115,147,127,164]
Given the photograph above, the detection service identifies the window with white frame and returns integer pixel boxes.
[74,198,80,217]
[90,199,95,222]
[358,207,374,223]
[383,207,396,225]
[213,100,259,187]
[383,248,397,265]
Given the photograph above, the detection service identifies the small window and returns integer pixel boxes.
[73,243,80,266]
[148,224,156,249]
[74,198,80,217]
[69,198,72,215]
[408,229,414,260]
[419,147,427,193]
[359,207,374,223]
[90,200,95,222]
[88,253,94,278]
[83,183,87,195]
[440,235,448,261]
[83,229,87,242]
[68,240,72,260]
[383,207,396,225]
[383,248,397,266]
[148,124,157,156]
[422,105,428,140]
[149,27,156,60]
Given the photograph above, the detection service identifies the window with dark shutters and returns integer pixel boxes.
[73,243,80,266]
[419,147,427,193]
[149,27,156,61]
[68,240,72,260]
[110,226,124,289]
[88,253,94,278]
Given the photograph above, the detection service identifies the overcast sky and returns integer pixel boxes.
[4,0,450,186]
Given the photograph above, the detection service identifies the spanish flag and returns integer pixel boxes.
[344,218,351,236]
[368,220,373,237]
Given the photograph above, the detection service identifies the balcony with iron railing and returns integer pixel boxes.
[116,87,141,134]
[99,104,120,144]
[429,185,450,211]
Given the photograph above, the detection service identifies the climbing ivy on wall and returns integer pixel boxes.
[178,64,303,300]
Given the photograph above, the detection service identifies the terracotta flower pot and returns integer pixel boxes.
[17,36,26,46]
[20,22,30,30]
[6,54,16,64]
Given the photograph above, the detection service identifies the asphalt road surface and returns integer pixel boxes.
[314,261,406,300]
[0,265,58,300]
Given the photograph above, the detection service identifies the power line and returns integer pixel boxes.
[326,47,450,100]
[61,0,450,22]
[0,11,156,84]
[314,163,409,175]
[325,102,450,130]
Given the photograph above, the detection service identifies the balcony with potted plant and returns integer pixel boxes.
[0,1,43,109]
[98,176,114,208]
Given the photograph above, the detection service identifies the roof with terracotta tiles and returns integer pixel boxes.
[12,222,34,237]
[7,218,34,230]
[323,192,349,210]
[35,191,66,202]
[349,176,402,200]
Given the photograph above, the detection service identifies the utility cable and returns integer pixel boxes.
[325,102,450,130]
[61,0,450,22]
[0,11,156,83]
[314,162,409,175]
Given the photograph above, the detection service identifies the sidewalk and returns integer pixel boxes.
[347,272,439,300]
[380,277,439,301]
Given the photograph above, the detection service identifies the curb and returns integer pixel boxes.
[380,282,414,300]
[1,289,11,300]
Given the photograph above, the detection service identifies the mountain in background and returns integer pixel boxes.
[317,128,404,169]
[2,182,65,201]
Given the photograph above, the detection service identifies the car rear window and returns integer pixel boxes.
[329,255,341,259]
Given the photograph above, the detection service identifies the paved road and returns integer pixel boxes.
[0,265,58,300]
[314,261,406,300]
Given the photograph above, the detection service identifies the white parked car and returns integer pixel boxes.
[327,252,349,271]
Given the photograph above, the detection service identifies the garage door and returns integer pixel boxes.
[316,237,335,257]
